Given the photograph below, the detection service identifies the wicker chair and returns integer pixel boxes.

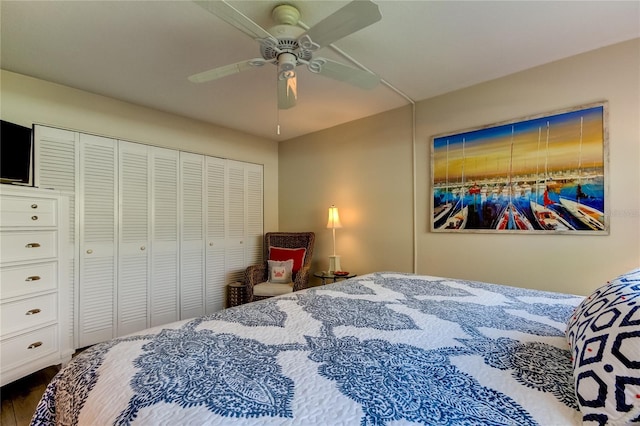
[244,232,315,302]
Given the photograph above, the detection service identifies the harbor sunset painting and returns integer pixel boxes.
[431,102,608,234]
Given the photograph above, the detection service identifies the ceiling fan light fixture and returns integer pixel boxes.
[280,70,296,80]
[278,52,298,80]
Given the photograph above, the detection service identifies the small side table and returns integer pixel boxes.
[313,271,357,285]
[226,282,247,308]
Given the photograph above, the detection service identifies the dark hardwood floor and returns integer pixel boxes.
[1,347,91,425]
[1,365,59,426]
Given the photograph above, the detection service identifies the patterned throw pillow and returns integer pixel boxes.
[566,267,640,425]
[267,259,293,284]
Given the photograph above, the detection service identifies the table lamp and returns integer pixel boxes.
[327,205,343,273]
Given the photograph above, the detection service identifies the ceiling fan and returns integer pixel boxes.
[189,0,382,109]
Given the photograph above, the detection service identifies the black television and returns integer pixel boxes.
[1,120,34,186]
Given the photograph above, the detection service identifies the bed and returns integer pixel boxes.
[32,269,640,425]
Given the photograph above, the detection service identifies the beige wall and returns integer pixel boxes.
[280,39,640,295]
[0,70,279,231]
[278,106,415,277]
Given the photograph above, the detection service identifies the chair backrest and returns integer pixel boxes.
[264,232,315,267]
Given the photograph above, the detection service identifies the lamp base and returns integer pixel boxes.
[328,255,341,274]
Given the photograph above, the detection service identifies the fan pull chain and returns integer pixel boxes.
[276,86,281,135]
[277,106,281,135]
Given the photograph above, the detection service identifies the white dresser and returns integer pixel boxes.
[0,185,71,386]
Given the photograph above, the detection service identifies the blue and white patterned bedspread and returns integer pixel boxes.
[32,272,584,425]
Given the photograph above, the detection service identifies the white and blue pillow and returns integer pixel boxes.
[267,259,294,284]
[566,267,640,425]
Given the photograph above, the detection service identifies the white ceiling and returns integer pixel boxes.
[1,1,638,142]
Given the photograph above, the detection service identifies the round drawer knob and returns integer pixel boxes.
[86,249,93,254]
[140,246,146,251]
[31,215,38,221]
[31,204,38,209]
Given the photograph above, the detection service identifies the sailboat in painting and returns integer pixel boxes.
[559,116,605,231]
[530,200,574,230]
[559,198,604,230]
[438,138,468,230]
[433,139,454,226]
[495,126,534,230]
[441,203,468,229]
[530,122,574,231]
[496,203,533,230]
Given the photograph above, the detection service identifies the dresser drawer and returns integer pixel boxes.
[0,262,57,300]
[0,231,57,263]
[1,325,58,371]
[1,196,57,227]
[1,293,58,335]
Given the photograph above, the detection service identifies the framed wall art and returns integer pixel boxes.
[431,101,608,234]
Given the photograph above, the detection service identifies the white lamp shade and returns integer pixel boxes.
[327,205,343,229]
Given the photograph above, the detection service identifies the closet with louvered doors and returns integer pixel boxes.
[118,141,180,335]
[205,156,226,314]
[182,155,265,317]
[34,125,263,348]
[148,147,180,327]
[33,126,77,350]
[204,158,263,314]
[215,159,263,311]
[77,133,118,347]
[179,152,206,320]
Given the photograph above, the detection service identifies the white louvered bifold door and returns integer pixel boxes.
[225,160,248,287]
[78,134,118,347]
[34,125,79,349]
[245,163,264,267]
[179,152,205,319]
[205,156,226,313]
[118,141,149,336]
[150,147,179,326]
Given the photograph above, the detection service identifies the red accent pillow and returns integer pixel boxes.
[269,247,306,273]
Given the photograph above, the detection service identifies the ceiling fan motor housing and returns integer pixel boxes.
[272,4,300,26]
[261,4,311,66]
[262,25,310,61]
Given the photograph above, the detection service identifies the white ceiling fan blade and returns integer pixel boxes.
[193,0,278,46]
[188,58,268,83]
[278,77,297,110]
[299,0,381,51]
[308,58,379,90]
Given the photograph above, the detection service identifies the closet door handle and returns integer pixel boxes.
[25,276,41,282]
[25,243,41,248]
[27,342,43,349]
[26,308,42,315]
